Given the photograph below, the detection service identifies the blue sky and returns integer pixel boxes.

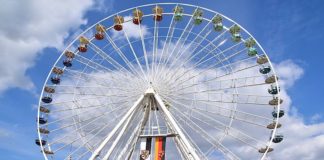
[0,0,323,159]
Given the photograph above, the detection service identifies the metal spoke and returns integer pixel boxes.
[160,92,272,128]
[170,98,265,147]
[155,6,177,79]
[161,8,196,71]
[101,27,145,79]
[137,7,151,77]
[172,106,240,160]
[120,19,149,83]
[48,104,129,133]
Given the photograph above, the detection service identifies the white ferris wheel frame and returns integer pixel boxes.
[37,2,282,160]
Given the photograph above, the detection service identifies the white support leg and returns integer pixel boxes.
[102,106,138,159]
[123,105,151,160]
[124,104,151,159]
[154,93,201,160]
[89,95,145,160]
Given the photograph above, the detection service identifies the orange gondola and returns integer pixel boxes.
[78,36,89,52]
[114,16,124,31]
[153,6,163,21]
[95,24,105,40]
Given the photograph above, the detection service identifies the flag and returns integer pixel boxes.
[154,137,166,160]
[140,138,152,160]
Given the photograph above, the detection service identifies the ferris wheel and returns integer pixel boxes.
[36,3,284,160]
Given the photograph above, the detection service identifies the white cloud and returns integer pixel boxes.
[275,60,304,89]
[269,114,324,160]
[310,114,322,123]
[93,0,115,13]
[226,59,324,160]
[111,16,150,39]
[265,60,324,160]
[0,127,12,138]
[0,0,103,93]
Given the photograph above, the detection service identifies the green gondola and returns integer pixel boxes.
[212,15,223,31]
[229,24,240,34]
[230,25,241,42]
[193,9,203,25]
[213,23,223,31]
[244,38,256,48]
[174,6,183,21]
[248,47,258,56]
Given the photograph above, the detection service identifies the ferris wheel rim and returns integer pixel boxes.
[37,3,282,160]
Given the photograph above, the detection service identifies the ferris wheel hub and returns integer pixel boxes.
[145,87,155,95]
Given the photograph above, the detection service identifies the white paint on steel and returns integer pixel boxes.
[89,95,144,160]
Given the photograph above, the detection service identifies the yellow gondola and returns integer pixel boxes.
[133,9,143,25]
[267,122,282,129]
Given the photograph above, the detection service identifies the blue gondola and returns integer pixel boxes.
[268,86,280,95]
[260,66,271,74]
[51,77,60,84]
[63,60,72,67]
[42,96,52,103]
[39,117,47,124]
[35,139,47,146]
[272,134,284,143]
[272,110,285,118]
